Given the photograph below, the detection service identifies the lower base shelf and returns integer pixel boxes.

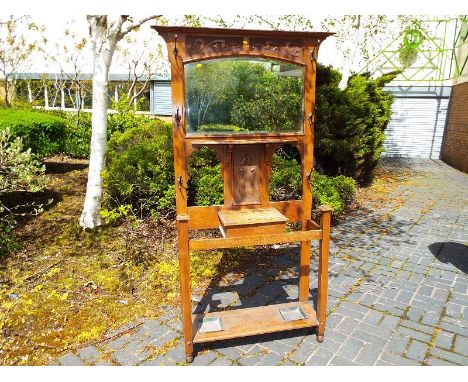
[192,301,318,344]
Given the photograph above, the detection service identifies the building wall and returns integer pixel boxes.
[382,86,450,159]
[441,82,468,173]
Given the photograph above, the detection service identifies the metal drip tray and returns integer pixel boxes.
[197,316,224,333]
[278,305,308,322]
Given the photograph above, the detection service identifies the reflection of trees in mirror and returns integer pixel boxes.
[185,59,304,134]
[187,147,223,207]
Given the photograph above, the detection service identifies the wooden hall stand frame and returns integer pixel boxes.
[153,25,334,363]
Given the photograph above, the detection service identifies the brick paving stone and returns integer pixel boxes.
[210,357,233,366]
[113,347,148,366]
[190,351,217,366]
[355,344,382,365]
[214,344,243,361]
[380,352,421,366]
[426,357,459,366]
[430,347,468,365]
[304,348,335,366]
[57,353,85,366]
[337,336,365,360]
[405,340,428,363]
[77,346,100,362]
[289,340,318,364]
[259,339,293,356]
[255,352,283,366]
[397,326,432,343]
[386,333,411,354]
[329,355,358,366]
[453,335,468,357]
[400,319,434,335]
[435,332,455,350]
[165,345,186,364]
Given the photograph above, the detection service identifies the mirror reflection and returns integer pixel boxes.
[185,58,304,135]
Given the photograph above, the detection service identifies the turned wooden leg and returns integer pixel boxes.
[317,206,332,343]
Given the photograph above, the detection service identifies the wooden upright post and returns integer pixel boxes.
[316,205,332,342]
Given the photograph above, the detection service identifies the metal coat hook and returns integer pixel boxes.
[175,107,182,127]
[173,34,179,57]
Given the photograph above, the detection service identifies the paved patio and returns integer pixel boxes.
[55,159,468,366]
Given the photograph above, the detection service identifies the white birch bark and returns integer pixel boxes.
[79,16,119,228]
[60,87,65,109]
[80,15,158,229]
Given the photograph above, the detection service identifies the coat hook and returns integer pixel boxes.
[173,34,179,57]
[175,107,182,127]
[310,49,316,63]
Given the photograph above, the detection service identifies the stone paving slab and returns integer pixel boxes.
[54,159,468,366]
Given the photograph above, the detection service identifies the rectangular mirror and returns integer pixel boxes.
[185,57,304,135]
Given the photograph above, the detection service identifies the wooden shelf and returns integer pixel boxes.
[192,302,318,344]
[218,207,288,226]
[187,136,301,146]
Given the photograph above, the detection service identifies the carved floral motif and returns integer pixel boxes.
[250,38,303,58]
[186,36,243,55]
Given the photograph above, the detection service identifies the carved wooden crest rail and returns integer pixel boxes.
[153,25,334,363]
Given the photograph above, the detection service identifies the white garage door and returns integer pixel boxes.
[383,87,451,159]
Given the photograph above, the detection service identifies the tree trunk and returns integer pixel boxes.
[3,78,10,107]
[60,87,65,109]
[27,81,33,104]
[44,83,49,108]
[79,23,118,229]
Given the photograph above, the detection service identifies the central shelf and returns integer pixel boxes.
[188,136,301,146]
[192,301,318,344]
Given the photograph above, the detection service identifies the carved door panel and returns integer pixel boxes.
[232,145,261,205]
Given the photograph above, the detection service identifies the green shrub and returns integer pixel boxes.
[193,165,224,206]
[269,153,356,218]
[63,112,92,158]
[102,119,175,218]
[315,64,399,185]
[0,128,47,255]
[0,108,66,157]
[107,96,148,135]
[312,173,356,218]
[269,154,302,201]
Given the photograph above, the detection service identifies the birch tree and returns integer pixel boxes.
[0,16,46,107]
[115,33,165,109]
[80,15,160,229]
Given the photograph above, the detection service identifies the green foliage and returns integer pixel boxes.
[0,108,66,157]
[102,119,175,218]
[186,60,303,133]
[0,128,47,255]
[107,96,147,135]
[269,154,302,201]
[269,152,356,218]
[99,204,132,225]
[63,112,92,158]
[315,64,398,185]
[193,165,224,206]
[312,173,356,218]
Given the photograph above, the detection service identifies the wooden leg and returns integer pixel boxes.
[298,239,311,302]
[177,219,194,361]
[317,206,332,342]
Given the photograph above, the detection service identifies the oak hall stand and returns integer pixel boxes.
[153,26,334,363]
